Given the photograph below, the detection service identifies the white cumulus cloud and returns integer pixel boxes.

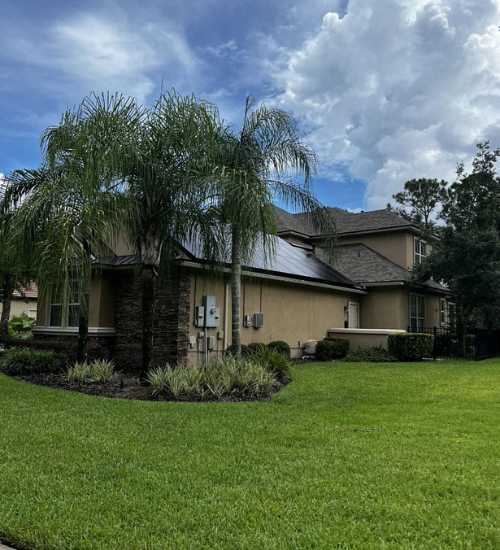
[4,13,198,103]
[272,0,500,208]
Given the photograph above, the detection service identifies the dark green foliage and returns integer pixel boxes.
[391,178,447,229]
[434,334,460,357]
[251,347,292,383]
[267,340,291,359]
[344,346,397,363]
[388,334,433,361]
[316,338,349,361]
[8,314,35,339]
[0,347,65,375]
[225,344,250,357]
[247,342,267,355]
[425,143,500,331]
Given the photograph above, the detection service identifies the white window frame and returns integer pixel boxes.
[409,293,425,332]
[48,279,80,328]
[414,237,427,266]
[440,298,447,326]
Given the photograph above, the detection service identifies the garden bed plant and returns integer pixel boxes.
[0,346,291,402]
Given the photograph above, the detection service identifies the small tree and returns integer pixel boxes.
[0,181,33,341]
[390,178,447,231]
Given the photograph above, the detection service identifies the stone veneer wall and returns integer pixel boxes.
[28,333,114,362]
[113,269,145,371]
[151,267,191,367]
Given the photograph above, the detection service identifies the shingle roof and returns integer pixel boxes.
[180,235,361,289]
[327,243,449,292]
[274,206,417,237]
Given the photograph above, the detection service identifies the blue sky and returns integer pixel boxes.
[2,0,500,211]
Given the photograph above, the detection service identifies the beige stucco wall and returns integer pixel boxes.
[187,270,360,363]
[338,231,414,269]
[36,273,108,328]
[360,287,408,330]
[327,329,406,350]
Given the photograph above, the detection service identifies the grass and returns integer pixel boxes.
[0,359,499,549]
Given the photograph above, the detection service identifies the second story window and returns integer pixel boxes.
[414,238,427,266]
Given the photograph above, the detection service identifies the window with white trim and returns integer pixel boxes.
[440,298,447,326]
[414,238,427,266]
[49,278,80,328]
[409,293,425,332]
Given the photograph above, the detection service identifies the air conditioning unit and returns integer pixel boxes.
[253,312,264,328]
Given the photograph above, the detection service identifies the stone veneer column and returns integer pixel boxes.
[113,269,144,371]
[151,267,191,367]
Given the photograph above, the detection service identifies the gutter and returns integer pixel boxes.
[179,260,367,295]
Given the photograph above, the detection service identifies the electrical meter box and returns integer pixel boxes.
[195,306,205,328]
[202,295,220,328]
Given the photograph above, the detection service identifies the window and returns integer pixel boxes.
[414,238,427,266]
[440,298,447,326]
[409,294,425,332]
[448,302,457,330]
[49,279,80,328]
[49,286,63,327]
[348,302,360,328]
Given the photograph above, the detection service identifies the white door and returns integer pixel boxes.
[348,302,360,328]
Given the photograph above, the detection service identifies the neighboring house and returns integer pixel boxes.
[0,283,38,320]
[33,207,454,367]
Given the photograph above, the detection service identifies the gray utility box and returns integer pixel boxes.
[202,295,220,328]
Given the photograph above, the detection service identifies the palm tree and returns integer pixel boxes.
[5,93,142,360]
[213,98,335,356]
[124,91,227,369]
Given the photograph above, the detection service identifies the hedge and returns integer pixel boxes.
[316,338,349,361]
[0,347,66,375]
[388,333,433,361]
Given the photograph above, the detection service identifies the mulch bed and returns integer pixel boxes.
[10,372,289,402]
[14,372,153,401]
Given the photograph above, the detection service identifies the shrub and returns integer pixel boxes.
[225,344,250,358]
[0,347,64,375]
[8,314,35,340]
[316,338,349,361]
[250,347,292,383]
[66,359,115,384]
[388,333,433,361]
[66,362,92,384]
[146,357,278,401]
[344,346,397,363]
[267,340,291,359]
[247,342,267,355]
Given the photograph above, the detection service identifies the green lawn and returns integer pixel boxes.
[0,360,499,549]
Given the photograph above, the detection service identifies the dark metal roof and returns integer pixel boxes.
[274,206,418,237]
[180,235,361,289]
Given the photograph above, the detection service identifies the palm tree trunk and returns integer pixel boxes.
[0,274,14,342]
[141,266,154,372]
[77,301,89,362]
[77,244,92,362]
[231,224,242,356]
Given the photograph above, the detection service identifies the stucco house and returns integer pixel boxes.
[0,283,38,320]
[33,207,454,367]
